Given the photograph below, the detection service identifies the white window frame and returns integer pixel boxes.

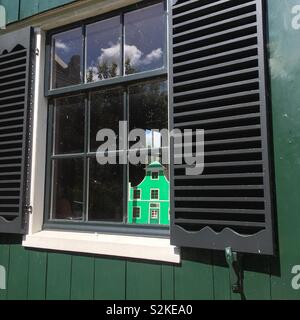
[132,206,141,219]
[133,188,141,200]
[151,171,159,180]
[150,188,160,200]
[20,0,180,264]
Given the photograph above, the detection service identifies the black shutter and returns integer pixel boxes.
[0,27,34,234]
[169,0,275,254]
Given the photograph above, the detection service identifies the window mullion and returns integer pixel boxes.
[83,93,89,222]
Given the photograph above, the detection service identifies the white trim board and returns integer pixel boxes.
[23,231,181,264]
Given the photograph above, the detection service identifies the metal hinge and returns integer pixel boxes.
[23,205,32,232]
[225,247,243,294]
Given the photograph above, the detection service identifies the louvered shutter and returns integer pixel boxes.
[0,27,34,234]
[169,0,275,254]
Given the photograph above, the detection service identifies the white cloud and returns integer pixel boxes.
[95,42,162,67]
[143,48,163,65]
[55,40,70,52]
[98,42,121,65]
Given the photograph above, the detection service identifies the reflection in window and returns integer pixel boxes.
[90,88,123,152]
[51,28,83,89]
[124,3,165,75]
[133,207,141,218]
[129,80,168,148]
[128,160,169,225]
[133,189,141,199]
[88,158,124,222]
[54,95,85,155]
[51,158,84,220]
[86,17,121,82]
[151,189,159,200]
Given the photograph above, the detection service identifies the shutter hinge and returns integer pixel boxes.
[225,247,243,294]
[24,205,33,215]
[23,205,32,233]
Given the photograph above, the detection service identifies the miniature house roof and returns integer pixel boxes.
[146,161,165,172]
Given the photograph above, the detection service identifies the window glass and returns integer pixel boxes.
[152,172,159,179]
[51,28,83,89]
[47,2,169,230]
[133,189,141,199]
[128,157,169,226]
[151,189,159,200]
[133,207,140,218]
[90,88,123,152]
[86,17,121,82]
[51,158,84,220]
[88,157,124,222]
[128,80,168,148]
[124,3,165,75]
[54,95,85,155]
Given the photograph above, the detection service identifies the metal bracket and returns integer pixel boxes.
[225,247,243,294]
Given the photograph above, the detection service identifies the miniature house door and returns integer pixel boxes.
[150,209,159,224]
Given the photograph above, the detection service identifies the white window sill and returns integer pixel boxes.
[23,230,181,264]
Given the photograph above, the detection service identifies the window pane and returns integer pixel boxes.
[88,157,124,222]
[54,95,85,154]
[51,28,83,89]
[86,17,121,82]
[129,81,168,148]
[51,158,84,220]
[124,3,165,75]
[90,88,123,152]
[128,156,170,226]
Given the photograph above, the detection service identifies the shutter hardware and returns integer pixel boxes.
[225,247,243,294]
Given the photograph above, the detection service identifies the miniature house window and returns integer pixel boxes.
[150,189,159,200]
[151,172,159,180]
[133,189,141,200]
[132,207,141,219]
[45,1,170,234]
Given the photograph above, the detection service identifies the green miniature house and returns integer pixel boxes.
[128,162,170,225]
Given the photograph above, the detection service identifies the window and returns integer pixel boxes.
[150,209,159,219]
[133,189,141,200]
[150,189,159,200]
[45,1,169,235]
[132,207,141,219]
[151,172,159,180]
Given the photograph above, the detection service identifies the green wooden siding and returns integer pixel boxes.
[0,0,78,23]
[0,0,299,300]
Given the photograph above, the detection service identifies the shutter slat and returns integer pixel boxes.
[170,0,275,254]
[174,185,264,191]
[0,71,26,82]
[0,56,27,67]
[173,33,258,61]
[173,1,256,29]
[173,22,257,49]
[173,90,260,108]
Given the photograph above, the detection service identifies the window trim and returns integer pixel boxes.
[132,206,141,219]
[151,171,159,180]
[150,188,159,200]
[133,188,141,200]
[23,3,180,264]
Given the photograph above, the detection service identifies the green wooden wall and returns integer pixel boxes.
[0,0,300,300]
[0,0,78,24]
